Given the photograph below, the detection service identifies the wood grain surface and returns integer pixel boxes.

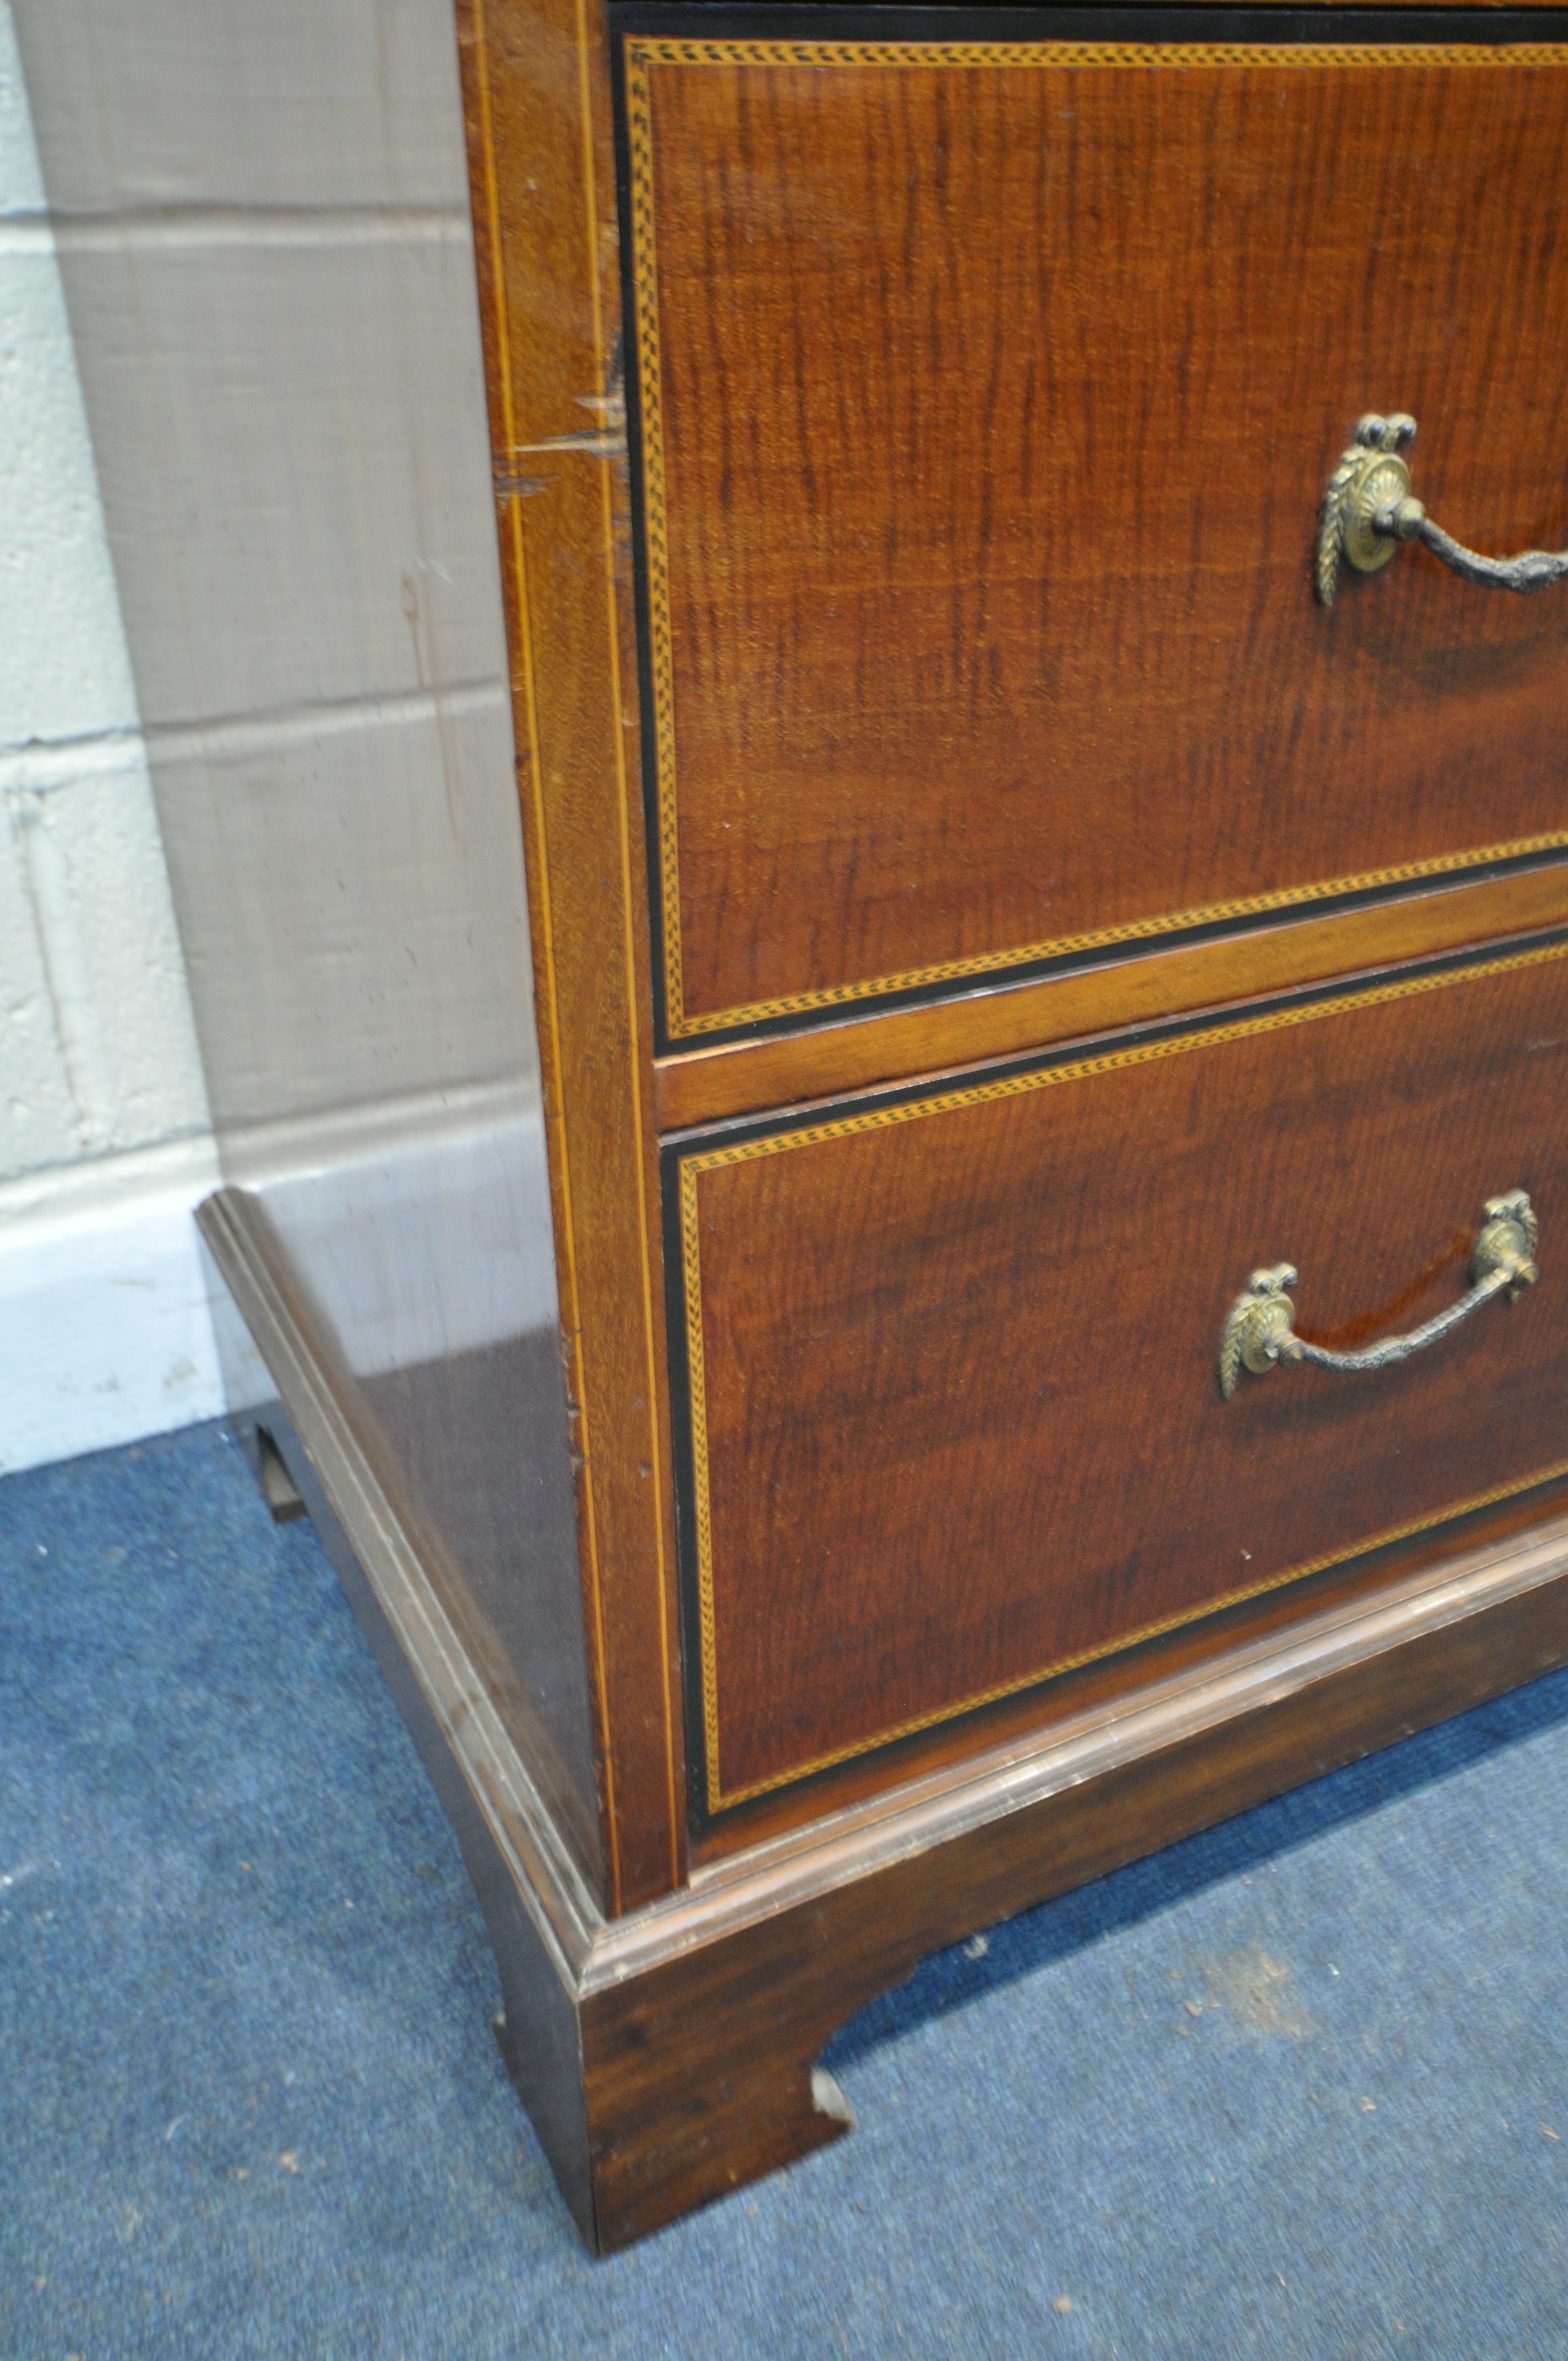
[581,1505,1568,2246]
[211,1164,1568,2249]
[672,937,1568,1809]
[655,858,1568,1129]
[457,0,687,1910]
[629,41,1568,1037]
[685,1467,1568,1862]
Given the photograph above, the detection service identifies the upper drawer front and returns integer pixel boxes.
[668,937,1568,1816]
[626,33,1568,1043]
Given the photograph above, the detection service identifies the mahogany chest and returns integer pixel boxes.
[206,0,1568,2250]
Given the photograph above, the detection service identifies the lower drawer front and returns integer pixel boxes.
[667,939,1568,1816]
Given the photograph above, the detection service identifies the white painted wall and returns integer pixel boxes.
[0,2,222,1471]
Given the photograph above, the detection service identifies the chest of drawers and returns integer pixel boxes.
[205,0,1568,2250]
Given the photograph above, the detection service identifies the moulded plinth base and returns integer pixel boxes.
[200,1183,1568,2253]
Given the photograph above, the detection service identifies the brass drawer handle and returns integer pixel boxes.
[1317,416,1568,608]
[1219,1191,1538,1400]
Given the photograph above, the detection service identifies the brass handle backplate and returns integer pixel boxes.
[1219,1191,1539,1400]
[1317,415,1568,607]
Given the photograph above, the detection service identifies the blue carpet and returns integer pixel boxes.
[4,1424,1568,2359]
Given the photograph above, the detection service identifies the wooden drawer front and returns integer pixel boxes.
[667,938,1568,1814]
[626,32,1568,1043]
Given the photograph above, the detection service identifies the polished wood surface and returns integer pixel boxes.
[629,40,1568,1039]
[409,0,1568,2250]
[582,1497,1568,2248]
[672,938,1568,1809]
[656,857,1568,1129]
[690,1466,1568,1862]
[458,0,685,1910]
[205,1198,1568,2249]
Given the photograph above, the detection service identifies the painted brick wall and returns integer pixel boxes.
[0,2,222,1467]
[0,3,210,1180]
[2,0,540,1475]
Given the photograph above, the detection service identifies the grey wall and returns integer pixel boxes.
[0,4,225,1470]
[11,0,540,1165]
